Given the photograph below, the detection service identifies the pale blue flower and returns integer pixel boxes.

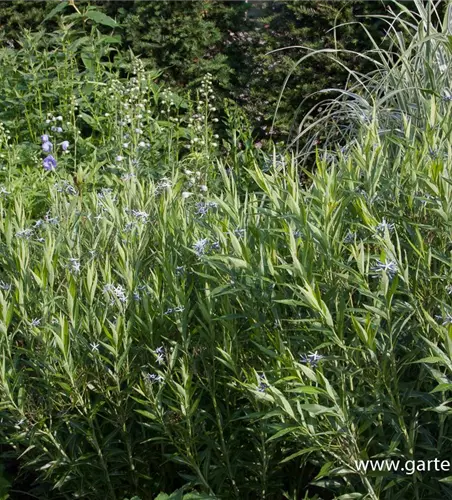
[144,373,163,384]
[31,318,41,327]
[193,238,209,256]
[44,211,59,224]
[16,229,34,239]
[343,231,356,244]
[195,201,218,217]
[42,141,53,152]
[300,351,324,367]
[103,283,127,304]
[439,313,452,326]
[375,218,395,237]
[121,173,136,181]
[257,374,269,392]
[43,155,57,171]
[129,209,149,223]
[371,259,398,280]
[0,281,11,291]
[90,342,99,352]
[69,258,81,275]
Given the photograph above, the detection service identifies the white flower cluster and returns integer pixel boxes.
[186,73,219,150]
[0,122,11,148]
[103,283,128,305]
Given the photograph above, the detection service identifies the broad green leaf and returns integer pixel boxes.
[85,10,118,28]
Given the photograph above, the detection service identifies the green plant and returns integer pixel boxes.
[1,1,452,499]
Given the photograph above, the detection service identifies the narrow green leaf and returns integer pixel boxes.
[43,1,68,22]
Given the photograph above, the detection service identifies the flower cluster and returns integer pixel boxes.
[257,373,269,392]
[193,238,209,257]
[45,113,64,133]
[300,351,324,367]
[0,280,12,292]
[15,228,34,239]
[41,134,52,152]
[0,122,11,149]
[43,155,57,171]
[375,218,395,237]
[195,201,218,217]
[343,231,357,244]
[15,211,60,243]
[124,208,149,223]
[121,172,137,181]
[123,208,150,233]
[185,73,219,150]
[111,57,154,165]
[155,178,172,193]
[436,313,452,326]
[103,283,128,305]
[155,346,166,365]
[144,372,163,384]
[44,211,60,225]
[40,134,57,171]
[371,259,398,280]
[164,306,185,315]
[54,181,77,196]
[160,87,178,117]
[30,318,41,328]
[68,258,81,275]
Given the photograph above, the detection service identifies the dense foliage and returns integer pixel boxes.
[1,1,452,499]
[0,0,396,142]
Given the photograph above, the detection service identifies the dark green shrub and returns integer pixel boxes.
[0,0,394,143]
[2,0,436,147]
[227,1,394,140]
[109,1,250,90]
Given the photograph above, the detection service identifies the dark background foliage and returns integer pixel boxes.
[0,0,400,143]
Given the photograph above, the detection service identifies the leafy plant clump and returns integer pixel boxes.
[0,0,402,144]
[0,1,452,500]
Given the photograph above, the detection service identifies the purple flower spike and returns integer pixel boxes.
[43,155,57,171]
[42,141,53,152]
[61,141,69,151]
[41,134,49,143]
